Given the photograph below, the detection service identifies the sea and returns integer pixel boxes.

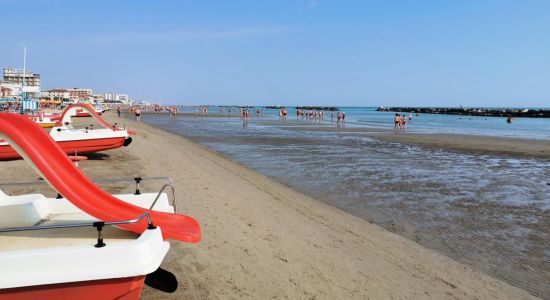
[136,106,550,298]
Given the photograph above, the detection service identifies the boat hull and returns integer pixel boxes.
[74,111,92,117]
[0,276,145,300]
[0,137,130,161]
[36,122,56,128]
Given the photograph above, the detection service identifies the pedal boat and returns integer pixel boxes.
[0,112,200,299]
[27,113,58,128]
[0,103,133,161]
[0,189,175,299]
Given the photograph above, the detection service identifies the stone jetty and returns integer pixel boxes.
[296,106,338,111]
[377,107,550,118]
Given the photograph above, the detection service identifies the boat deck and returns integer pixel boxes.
[0,212,137,252]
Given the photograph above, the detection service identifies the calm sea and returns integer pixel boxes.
[262,106,550,139]
[136,106,549,297]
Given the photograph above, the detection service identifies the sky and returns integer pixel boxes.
[1,0,549,107]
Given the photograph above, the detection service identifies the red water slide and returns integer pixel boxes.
[61,103,137,134]
[0,113,200,243]
[60,103,113,128]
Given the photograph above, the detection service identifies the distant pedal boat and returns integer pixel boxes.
[27,112,60,128]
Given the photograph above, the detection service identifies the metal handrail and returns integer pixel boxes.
[0,176,173,187]
[0,211,153,233]
[149,183,177,213]
[0,176,179,213]
[0,212,156,248]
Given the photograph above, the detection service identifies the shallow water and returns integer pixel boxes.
[159,106,550,139]
[140,112,549,298]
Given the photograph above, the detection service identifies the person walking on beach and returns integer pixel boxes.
[117,106,121,117]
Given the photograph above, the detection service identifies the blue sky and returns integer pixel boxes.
[1,0,549,106]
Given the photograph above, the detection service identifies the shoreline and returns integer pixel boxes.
[1,112,538,299]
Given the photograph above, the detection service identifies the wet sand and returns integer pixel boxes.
[374,132,550,159]
[0,113,538,299]
[138,112,244,118]
[278,123,550,159]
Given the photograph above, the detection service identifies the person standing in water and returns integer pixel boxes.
[394,113,401,130]
[134,107,141,121]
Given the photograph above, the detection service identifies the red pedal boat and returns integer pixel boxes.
[0,103,133,161]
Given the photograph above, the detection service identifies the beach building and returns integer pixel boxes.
[93,94,105,103]
[103,92,132,104]
[0,82,20,98]
[69,88,93,102]
[0,86,11,98]
[41,89,70,101]
[41,88,93,103]
[1,68,41,99]
[3,68,40,87]
[0,81,41,100]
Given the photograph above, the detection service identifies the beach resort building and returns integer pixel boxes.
[69,88,93,102]
[103,92,132,104]
[41,89,71,101]
[3,68,40,87]
[0,82,20,98]
[0,86,12,98]
[93,94,105,103]
[0,68,40,99]
[1,68,41,99]
[41,88,93,102]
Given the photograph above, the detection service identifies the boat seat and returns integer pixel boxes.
[0,189,46,206]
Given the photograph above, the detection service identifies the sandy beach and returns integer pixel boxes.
[0,112,539,299]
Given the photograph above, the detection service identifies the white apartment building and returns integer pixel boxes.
[68,88,93,101]
[3,68,41,87]
[1,68,41,99]
[41,88,93,102]
[41,89,71,101]
[103,93,132,104]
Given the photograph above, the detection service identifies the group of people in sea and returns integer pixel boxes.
[111,104,183,120]
[241,108,251,118]
[295,109,347,127]
[296,109,324,120]
[394,113,413,130]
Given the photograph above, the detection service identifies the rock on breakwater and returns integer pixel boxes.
[377,107,550,118]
